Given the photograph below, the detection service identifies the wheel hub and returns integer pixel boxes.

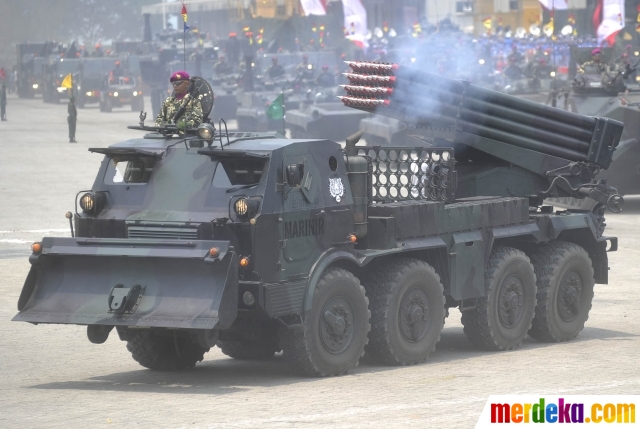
[399,288,430,343]
[558,270,582,322]
[498,275,524,328]
[320,297,354,354]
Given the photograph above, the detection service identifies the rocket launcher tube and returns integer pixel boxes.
[384,85,591,153]
[343,73,396,87]
[345,61,399,75]
[340,85,394,97]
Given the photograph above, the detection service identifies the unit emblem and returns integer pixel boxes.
[329,178,344,202]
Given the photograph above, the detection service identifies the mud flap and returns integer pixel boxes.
[13,237,239,330]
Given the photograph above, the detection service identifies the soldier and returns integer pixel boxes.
[315,65,335,87]
[578,48,609,74]
[0,84,7,121]
[112,61,124,78]
[68,96,77,142]
[266,57,285,79]
[296,55,315,81]
[155,71,203,130]
[213,56,233,76]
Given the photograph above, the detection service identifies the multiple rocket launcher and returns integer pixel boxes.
[339,61,622,170]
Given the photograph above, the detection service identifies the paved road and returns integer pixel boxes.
[0,94,639,429]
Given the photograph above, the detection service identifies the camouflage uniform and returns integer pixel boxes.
[155,96,204,128]
[578,60,610,74]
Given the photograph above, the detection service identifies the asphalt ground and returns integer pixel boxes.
[0,94,639,428]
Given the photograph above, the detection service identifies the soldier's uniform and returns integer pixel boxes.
[316,67,335,87]
[155,71,203,128]
[68,97,77,142]
[0,84,7,121]
[267,60,285,79]
[579,49,610,74]
[213,58,233,75]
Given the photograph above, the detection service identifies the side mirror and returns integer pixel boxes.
[286,164,304,187]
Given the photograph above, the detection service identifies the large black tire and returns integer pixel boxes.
[217,339,280,360]
[280,267,370,376]
[364,258,445,365]
[527,241,595,342]
[461,247,537,351]
[126,330,209,371]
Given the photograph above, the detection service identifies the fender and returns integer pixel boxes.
[302,247,362,313]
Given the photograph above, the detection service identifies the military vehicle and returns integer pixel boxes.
[15,43,48,98]
[235,52,336,132]
[76,58,126,108]
[42,57,81,103]
[99,75,144,112]
[550,46,640,209]
[14,61,623,378]
[286,86,370,140]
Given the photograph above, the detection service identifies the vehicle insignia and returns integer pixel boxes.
[329,178,344,202]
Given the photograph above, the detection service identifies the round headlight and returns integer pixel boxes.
[113,91,119,97]
[32,83,39,89]
[235,198,249,216]
[133,91,138,96]
[79,193,95,212]
[197,123,215,140]
[86,91,92,97]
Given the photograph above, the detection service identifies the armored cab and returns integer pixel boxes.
[13,62,623,378]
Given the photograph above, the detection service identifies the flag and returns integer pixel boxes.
[181,3,188,22]
[538,0,568,10]
[61,73,73,88]
[266,93,284,120]
[596,0,625,46]
[300,0,326,16]
[483,17,492,30]
[343,0,367,49]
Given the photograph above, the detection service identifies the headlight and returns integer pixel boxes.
[86,91,92,97]
[32,83,39,89]
[235,198,249,216]
[133,91,138,96]
[80,193,95,212]
[113,91,119,97]
[550,71,556,77]
[197,123,215,140]
[78,192,104,214]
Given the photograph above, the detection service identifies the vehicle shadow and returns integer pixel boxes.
[27,325,636,394]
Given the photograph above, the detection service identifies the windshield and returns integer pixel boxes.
[57,60,80,75]
[212,158,266,187]
[82,59,116,76]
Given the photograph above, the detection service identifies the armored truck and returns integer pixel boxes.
[13,62,623,377]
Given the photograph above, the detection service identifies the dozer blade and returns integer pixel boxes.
[13,237,238,330]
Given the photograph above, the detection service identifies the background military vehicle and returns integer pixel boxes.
[13,61,623,378]
[286,86,370,140]
[42,57,81,103]
[15,43,49,98]
[99,74,144,112]
[75,58,125,108]
[235,52,335,132]
[550,46,640,209]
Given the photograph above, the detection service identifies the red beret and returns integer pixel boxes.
[170,70,190,82]
[591,48,601,55]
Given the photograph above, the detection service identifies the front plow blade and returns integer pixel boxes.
[13,237,238,330]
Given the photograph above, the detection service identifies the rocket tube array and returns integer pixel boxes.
[340,61,605,163]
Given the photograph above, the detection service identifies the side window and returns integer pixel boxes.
[105,157,156,184]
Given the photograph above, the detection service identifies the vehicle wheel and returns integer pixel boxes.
[280,267,370,376]
[364,258,445,365]
[527,241,594,342]
[217,340,280,360]
[461,247,537,351]
[126,330,209,371]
